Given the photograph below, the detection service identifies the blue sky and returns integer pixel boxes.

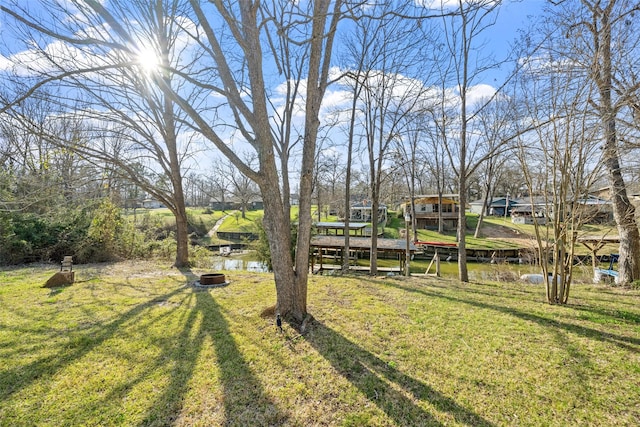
[0,1,547,100]
[0,0,549,173]
[490,0,546,66]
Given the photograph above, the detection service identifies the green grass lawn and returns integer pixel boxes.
[189,209,226,232]
[216,210,265,233]
[123,207,224,231]
[1,262,639,426]
[216,207,302,234]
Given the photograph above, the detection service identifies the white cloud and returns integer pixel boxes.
[321,88,353,112]
[518,54,579,76]
[0,40,100,77]
[466,83,498,106]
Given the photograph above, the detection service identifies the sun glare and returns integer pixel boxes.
[136,46,161,75]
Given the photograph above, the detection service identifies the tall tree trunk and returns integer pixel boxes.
[595,1,640,284]
[261,181,300,317]
[410,196,417,242]
[281,157,291,220]
[162,80,189,266]
[370,197,379,275]
[474,181,491,239]
[458,20,469,283]
[457,175,468,282]
[290,0,342,323]
[342,162,352,272]
[174,204,190,267]
[437,188,444,234]
[603,118,640,283]
[342,79,360,272]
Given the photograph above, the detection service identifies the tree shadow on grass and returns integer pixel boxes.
[567,303,640,326]
[304,319,495,426]
[2,267,285,426]
[0,287,186,403]
[136,269,286,426]
[196,289,286,425]
[382,281,640,352]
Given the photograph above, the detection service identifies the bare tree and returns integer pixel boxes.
[571,0,640,283]
[394,113,429,241]
[342,2,426,274]
[222,159,260,219]
[318,150,346,215]
[434,0,506,282]
[423,87,458,234]
[0,100,104,213]
[472,96,515,238]
[0,0,203,267]
[202,163,233,211]
[334,20,373,272]
[514,35,604,303]
[514,0,640,289]
[313,148,344,222]
[179,1,344,323]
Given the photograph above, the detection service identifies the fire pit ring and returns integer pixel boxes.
[199,273,227,286]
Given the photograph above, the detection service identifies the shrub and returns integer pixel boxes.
[87,199,124,262]
[0,209,93,265]
[189,245,213,268]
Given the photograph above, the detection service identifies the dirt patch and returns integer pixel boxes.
[476,222,536,248]
[77,260,185,281]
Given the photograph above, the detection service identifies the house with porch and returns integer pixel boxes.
[404,196,460,231]
[510,195,612,224]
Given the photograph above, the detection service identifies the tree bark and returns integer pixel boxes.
[291,0,341,322]
[592,0,640,284]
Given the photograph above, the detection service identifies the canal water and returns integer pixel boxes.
[210,254,269,273]
[211,251,596,283]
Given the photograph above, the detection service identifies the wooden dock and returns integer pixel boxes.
[310,236,416,274]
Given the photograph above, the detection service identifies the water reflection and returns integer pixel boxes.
[210,252,594,282]
[211,257,269,273]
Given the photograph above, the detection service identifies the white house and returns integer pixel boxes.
[350,202,388,225]
[142,199,164,209]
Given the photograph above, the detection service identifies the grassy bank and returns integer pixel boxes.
[1,262,638,426]
[123,207,223,230]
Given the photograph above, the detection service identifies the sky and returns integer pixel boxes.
[0,0,549,177]
[314,0,549,124]
[488,0,546,77]
[0,0,548,90]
